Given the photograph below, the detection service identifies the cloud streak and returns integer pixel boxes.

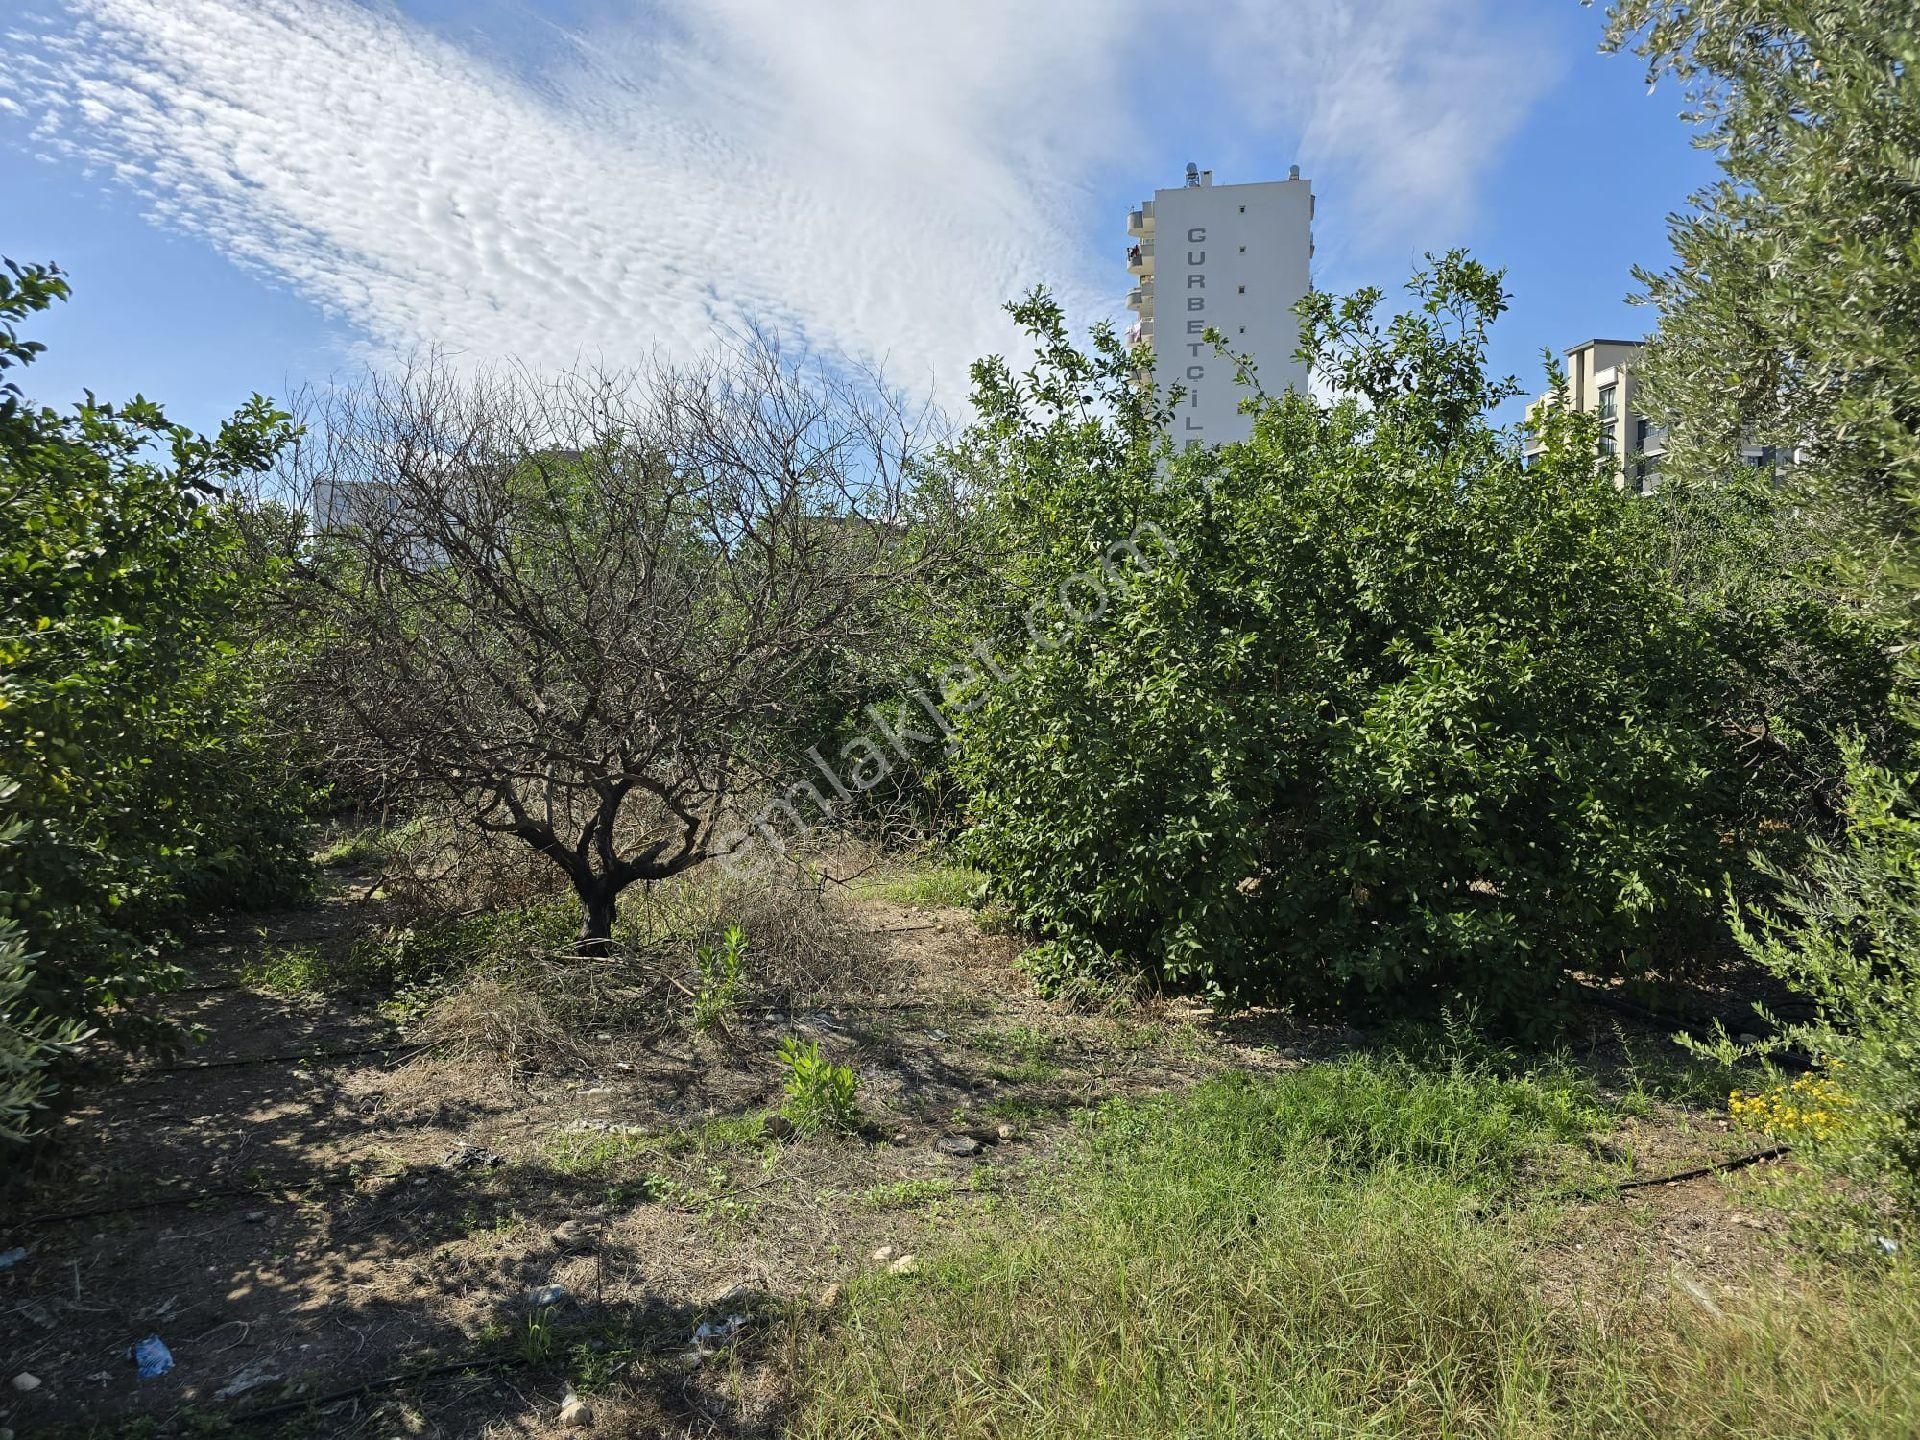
[2,0,1555,398]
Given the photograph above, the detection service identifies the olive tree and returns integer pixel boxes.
[1599,0,1920,624]
[275,342,947,952]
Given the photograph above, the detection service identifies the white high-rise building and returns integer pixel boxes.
[1126,163,1314,446]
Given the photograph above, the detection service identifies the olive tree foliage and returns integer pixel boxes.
[1599,0,1920,625]
[952,254,1896,1021]
[273,343,950,952]
[1599,1,1920,1226]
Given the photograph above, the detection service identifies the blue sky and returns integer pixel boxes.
[1,0,1714,436]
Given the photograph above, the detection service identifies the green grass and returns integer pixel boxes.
[855,859,988,909]
[240,943,333,997]
[787,1054,1920,1439]
[861,1177,958,1210]
[971,1025,1065,1084]
[313,827,394,869]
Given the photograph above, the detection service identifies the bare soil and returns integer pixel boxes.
[0,871,1782,1439]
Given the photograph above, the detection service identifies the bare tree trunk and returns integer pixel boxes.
[576,881,618,957]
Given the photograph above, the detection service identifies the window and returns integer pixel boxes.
[1597,384,1617,423]
[1634,418,1649,452]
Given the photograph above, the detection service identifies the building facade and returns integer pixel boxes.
[1126,165,1313,446]
[1522,339,1664,492]
[1523,337,1778,492]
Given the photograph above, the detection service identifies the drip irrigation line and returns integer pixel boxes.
[131,1042,423,1079]
[230,1353,529,1424]
[230,1317,729,1425]
[16,1171,391,1227]
[1583,989,1814,1071]
[1613,1145,1790,1191]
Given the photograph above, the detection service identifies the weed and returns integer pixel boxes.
[692,924,748,1034]
[979,1094,1074,1122]
[658,1165,757,1233]
[241,943,331,997]
[860,1177,956,1210]
[855,858,988,909]
[458,1201,525,1239]
[971,1025,1063,1085]
[520,1308,557,1366]
[314,827,394,869]
[778,1036,860,1135]
[566,1336,631,1394]
[546,1130,660,1178]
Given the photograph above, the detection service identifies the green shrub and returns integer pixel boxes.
[953,255,1896,1023]
[777,1035,859,1135]
[692,923,748,1033]
[1721,745,1920,1231]
[0,258,309,1092]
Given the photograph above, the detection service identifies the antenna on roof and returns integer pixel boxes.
[1185,161,1200,187]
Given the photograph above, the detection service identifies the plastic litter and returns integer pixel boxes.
[214,1360,283,1400]
[1876,1236,1900,1256]
[132,1336,174,1380]
[0,1247,26,1271]
[692,1314,749,1351]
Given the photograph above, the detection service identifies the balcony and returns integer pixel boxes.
[1127,320,1154,348]
[1126,240,1154,277]
[1126,283,1154,317]
[1126,200,1155,238]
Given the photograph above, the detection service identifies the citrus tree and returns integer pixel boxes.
[953,254,1897,1021]
[0,259,307,1119]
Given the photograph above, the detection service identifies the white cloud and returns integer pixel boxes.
[1203,1,1556,252]
[0,0,1555,399]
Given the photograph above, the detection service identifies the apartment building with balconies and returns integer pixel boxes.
[1523,337,1777,492]
[1126,163,1313,447]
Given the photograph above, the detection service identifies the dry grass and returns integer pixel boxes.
[402,855,894,1080]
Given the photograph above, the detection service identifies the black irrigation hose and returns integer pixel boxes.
[15,1172,387,1227]
[1613,1144,1791,1191]
[229,1321,717,1425]
[1584,988,1816,1072]
[230,1353,530,1425]
[130,1042,423,1079]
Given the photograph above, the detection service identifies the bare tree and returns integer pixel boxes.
[272,340,947,953]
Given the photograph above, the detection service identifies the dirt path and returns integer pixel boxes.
[4,877,1311,1438]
